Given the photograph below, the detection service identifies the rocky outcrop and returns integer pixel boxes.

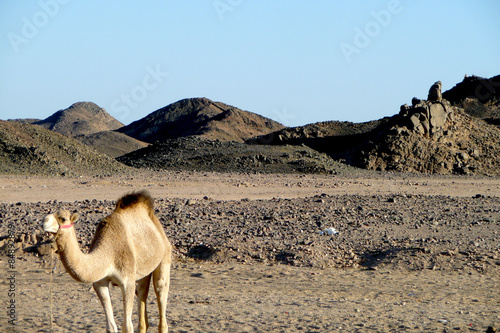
[427,81,443,102]
[399,98,455,139]
[360,81,500,175]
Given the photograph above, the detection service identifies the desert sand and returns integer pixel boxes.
[1,171,499,332]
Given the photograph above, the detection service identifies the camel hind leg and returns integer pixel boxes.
[136,274,151,333]
[153,259,171,333]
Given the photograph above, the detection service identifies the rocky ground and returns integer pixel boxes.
[117,136,361,175]
[0,172,499,332]
[2,184,499,272]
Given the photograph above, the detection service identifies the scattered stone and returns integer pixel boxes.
[1,193,499,272]
[35,243,53,256]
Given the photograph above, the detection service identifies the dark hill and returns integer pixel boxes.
[0,120,130,176]
[442,75,500,128]
[117,136,362,175]
[443,74,500,104]
[117,97,284,143]
[35,102,124,137]
[7,118,40,124]
[247,119,389,164]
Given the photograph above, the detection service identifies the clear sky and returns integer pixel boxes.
[1,1,499,127]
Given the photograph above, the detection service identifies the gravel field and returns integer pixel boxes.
[1,172,499,332]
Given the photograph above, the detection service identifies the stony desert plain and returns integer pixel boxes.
[0,171,499,332]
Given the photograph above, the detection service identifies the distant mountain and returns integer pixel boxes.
[32,101,150,157]
[0,120,130,176]
[8,118,40,124]
[117,97,285,143]
[35,102,123,137]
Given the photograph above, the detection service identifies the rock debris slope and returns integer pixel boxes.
[0,120,130,176]
[117,136,359,175]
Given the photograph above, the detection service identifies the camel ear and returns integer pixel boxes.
[71,213,79,224]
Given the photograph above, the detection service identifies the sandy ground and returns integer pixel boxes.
[1,171,499,203]
[1,171,499,332]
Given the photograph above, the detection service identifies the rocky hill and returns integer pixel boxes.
[118,97,284,143]
[32,102,149,157]
[250,80,500,176]
[0,120,131,176]
[8,118,40,124]
[35,102,124,137]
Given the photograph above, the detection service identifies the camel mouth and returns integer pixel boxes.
[43,214,60,234]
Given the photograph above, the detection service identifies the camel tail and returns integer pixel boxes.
[115,190,155,213]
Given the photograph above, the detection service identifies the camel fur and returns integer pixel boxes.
[42,191,171,333]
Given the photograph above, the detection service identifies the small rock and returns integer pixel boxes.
[36,243,53,256]
[190,273,205,278]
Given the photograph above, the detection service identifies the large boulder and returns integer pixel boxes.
[399,98,455,138]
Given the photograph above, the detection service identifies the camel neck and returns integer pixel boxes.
[55,227,110,283]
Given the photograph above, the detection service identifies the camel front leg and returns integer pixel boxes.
[153,262,171,333]
[136,275,151,333]
[93,280,118,333]
[120,280,136,333]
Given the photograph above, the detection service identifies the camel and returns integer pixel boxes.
[42,191,171,333]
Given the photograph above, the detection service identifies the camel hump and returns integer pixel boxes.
[115,190,154,212]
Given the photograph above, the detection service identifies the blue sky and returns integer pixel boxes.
[1,1,499,127]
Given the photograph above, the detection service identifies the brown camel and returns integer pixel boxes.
[42,191,171,333]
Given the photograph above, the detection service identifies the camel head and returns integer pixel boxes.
[43,209,79,234]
